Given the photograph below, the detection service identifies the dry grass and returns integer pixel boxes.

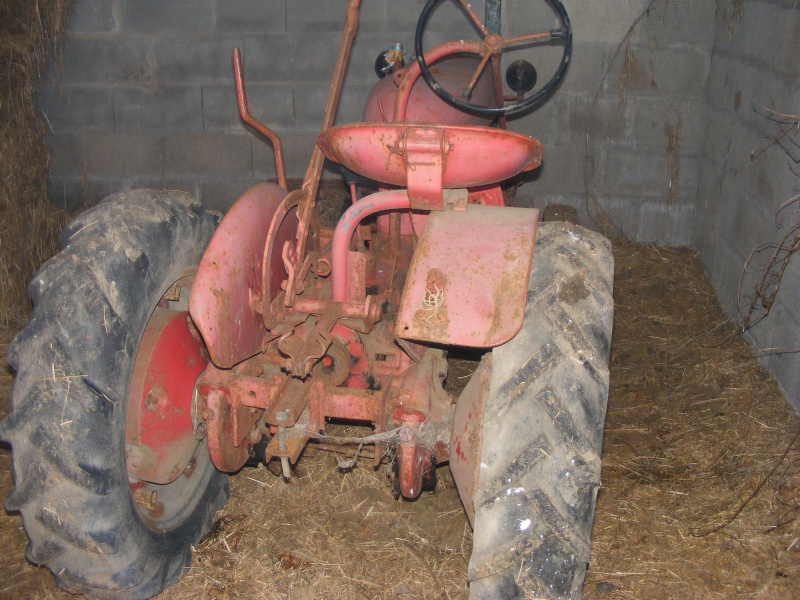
[583,241,800,600]
[0,0,72,328]
[2,240,798,599]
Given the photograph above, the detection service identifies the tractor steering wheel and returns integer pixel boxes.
[414,0,572,116]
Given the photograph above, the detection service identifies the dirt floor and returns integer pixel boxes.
[1,239,799,600]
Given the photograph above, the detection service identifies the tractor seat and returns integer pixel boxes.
[317,123,543,210]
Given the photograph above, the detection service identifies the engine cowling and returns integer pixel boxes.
[363,56,495,126]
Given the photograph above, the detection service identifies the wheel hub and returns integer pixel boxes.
[126,308,209,484]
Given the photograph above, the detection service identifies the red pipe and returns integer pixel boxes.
[331,190,411,301]
[233,48,287,190]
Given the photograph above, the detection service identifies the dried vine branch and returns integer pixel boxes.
[583,0,659,239]
[689,426,800,537]
[737,107,800,336]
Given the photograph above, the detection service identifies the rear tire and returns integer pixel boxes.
[1,190,228,598]
[469,222,614,599]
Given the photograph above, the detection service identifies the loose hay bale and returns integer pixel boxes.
[0,0,72,329]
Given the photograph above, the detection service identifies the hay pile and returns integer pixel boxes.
[0,0,72,328]
[0,0,73,593]
[584,242,800,599]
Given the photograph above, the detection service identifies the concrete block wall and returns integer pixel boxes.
[507,0,714,246]
[42,0,715,234]
[693,1,800,408]
[41,0,480,211]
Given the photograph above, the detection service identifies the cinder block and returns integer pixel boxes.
[153,34,243,84]
[600,147,670,197]
[38,86,115,130]
[771,268,800,362]
[203,82,294,130]
[512,102,558,146]
[198,179,262,212]
[122,0,213,33]
[67,0,117,33]
[725,1,799,76]
[81,131,163,178]
[704,53,734,113]
[48,177,106,211]
[605,45,710,100]
[293,82,331,127]
[253,129,319,180]
[114,85,204,131]
[716,240,750,317]
[671,153,701,202]
[46,131,82,179]
[562,92,630,143]
[241,33,341,82]
[557,41,607,94]
[637,201,672,243]
[287,0,385,32]
[667,202,696,247]
[717,196,775,261]
[49,132,164,182]
[61,37,149,84]
[587,196,642,240]
[691,162,716,249]
[336,83,380,124]
[216,0,286,32]
[162,132,253,178]
[385,0,472,35]
[643,0,716,51]
[553,0,646,44]
[631,99,709,154]
[528,142,590,196]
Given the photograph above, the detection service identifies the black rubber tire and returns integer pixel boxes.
[469,222,614,599]
[0,190,228,599]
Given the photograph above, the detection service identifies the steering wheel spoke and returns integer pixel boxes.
[457,0,488,36]
[463,49,493,100]
[501,30,556,48]
[415,0,572,116]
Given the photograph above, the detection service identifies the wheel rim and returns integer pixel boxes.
[126,275,214,528]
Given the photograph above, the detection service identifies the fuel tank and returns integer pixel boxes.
[363,56,495,125]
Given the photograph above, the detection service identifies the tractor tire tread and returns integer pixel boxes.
[2,189,227,599]
[470,222,613,600]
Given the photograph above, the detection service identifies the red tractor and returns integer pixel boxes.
[2,1,613,598]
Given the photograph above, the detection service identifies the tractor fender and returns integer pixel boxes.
[190,182,289,368]
[395,204,539,348]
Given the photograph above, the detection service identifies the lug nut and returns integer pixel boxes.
[144,388,167,412]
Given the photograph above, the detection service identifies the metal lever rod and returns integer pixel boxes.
[232,48,287,190]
